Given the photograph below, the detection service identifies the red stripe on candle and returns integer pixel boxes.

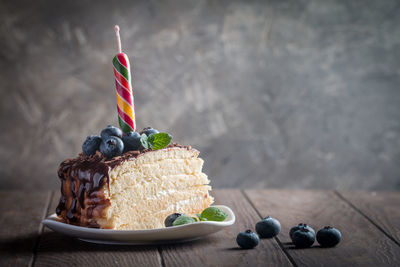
[115,79,133,105]
[117,53,130,69]
[113,67,131,91]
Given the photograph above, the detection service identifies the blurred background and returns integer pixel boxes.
[0,0,399,191]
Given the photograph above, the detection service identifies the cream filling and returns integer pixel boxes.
[147,188,176,199]
[108,158,205,196]
[107,185,211,207]
[165,197,205,211]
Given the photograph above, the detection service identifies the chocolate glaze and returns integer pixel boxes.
[56,143,193,228]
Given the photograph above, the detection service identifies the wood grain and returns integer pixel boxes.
[34,191,162,267]
[0,191,51,267]
[160,189,293,267]
[245,190,400,267]
[337,191,400,245]
[2,189,398,266]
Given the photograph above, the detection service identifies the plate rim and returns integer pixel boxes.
[42,204,236,234]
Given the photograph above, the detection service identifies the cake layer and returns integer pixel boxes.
[108,158,204,194]
[102,186,213,229]
[133,147,199,164]
[107,173,210,199]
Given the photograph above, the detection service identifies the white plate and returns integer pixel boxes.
[42,205,235,245]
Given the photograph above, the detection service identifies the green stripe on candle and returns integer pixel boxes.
[113,56,130,82]
[118,115,134,133]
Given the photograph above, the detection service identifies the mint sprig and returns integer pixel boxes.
[148,133,172,150]
[200,207,227,222]
[140,132,172,150]
[196,214,207,221]
[140,134,149,149]
[172,215,197,226]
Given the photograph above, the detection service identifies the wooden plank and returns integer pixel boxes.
[160,189,293,267]
[34,191,162,267]
[0,191,51,267]
[245,189,400,267]
[337,191,400,245]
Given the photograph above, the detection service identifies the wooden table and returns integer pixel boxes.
[1,190,399,267]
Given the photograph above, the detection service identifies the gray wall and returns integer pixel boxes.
[1,0,399,190]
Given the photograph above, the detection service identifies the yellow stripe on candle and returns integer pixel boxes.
[116,93,134,118]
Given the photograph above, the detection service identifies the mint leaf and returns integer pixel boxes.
[200,207,227,221]
[172,215,197,226]
[139,132,172,150]
[147,133,172,150]
[196,214,207,221]
[140,134,149,149]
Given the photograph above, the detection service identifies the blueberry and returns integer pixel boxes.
[289,223,315,239]
[141,127,159,136]
[255,216,281,238]
[164,213,184,227]
[100,125,123,139]
[82,135,102,156]
[236,230,259,249]
[316,226,342,247]
[291,227,315,248]
[99,136,124,159]
[122,131,141,152]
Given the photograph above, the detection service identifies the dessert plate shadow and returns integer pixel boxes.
[42,205,235,245]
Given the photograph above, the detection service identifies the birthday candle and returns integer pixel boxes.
[113,25,136,133]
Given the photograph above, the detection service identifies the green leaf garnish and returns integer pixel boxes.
[172,215,197,226]
[147,132,172,150]
[140,134,149,149]
[139,132,172,150]
[196,214,207,221]
[200,207,227,221]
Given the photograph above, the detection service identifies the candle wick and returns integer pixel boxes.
[114,25,122,53]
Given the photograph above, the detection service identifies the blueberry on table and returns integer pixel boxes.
[141,127,159,136]
[316,226,342,247]
[164,213,184,227]
[255,216,281,238]
[289,223,315,239]
[100,125,123,139]
[291,228,315,248]
[236,230,259,249]
[122,131,141,152]
[100,136,124,159]
[82,135,102,156]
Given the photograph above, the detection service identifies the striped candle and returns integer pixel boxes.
[113,25,136,133]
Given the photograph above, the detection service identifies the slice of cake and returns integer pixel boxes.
[57,142,213,230]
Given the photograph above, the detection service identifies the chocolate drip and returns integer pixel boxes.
[93,173,105,189]
[56,151,111,227]
[56,195,66,215]
[70,180,76,195]
[66,199,77,221]
[78,184,85,209]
